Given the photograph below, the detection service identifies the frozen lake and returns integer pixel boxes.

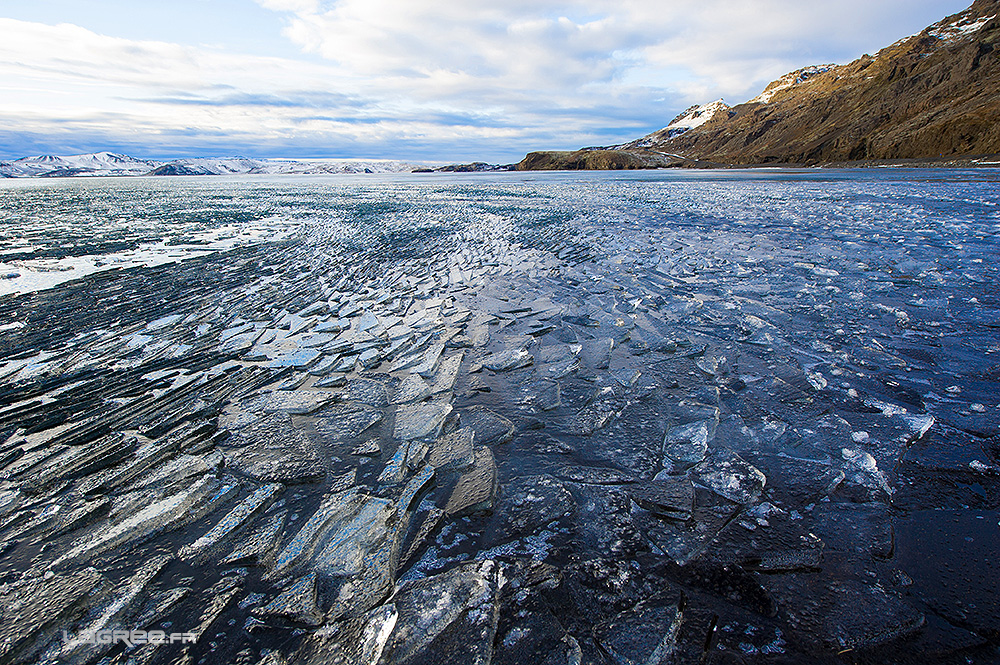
[1,169,998,664]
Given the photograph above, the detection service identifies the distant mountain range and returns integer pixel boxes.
[0,152,427,178]
[518,0,1000,169]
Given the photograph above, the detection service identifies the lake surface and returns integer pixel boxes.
[1,169,998,664]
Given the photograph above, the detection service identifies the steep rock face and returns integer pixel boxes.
[516,149,694,171]
[655,0,1000,164]
[518,0,1000,169]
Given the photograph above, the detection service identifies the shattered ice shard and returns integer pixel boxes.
[391,374,432,404]
[460,406,515,445]
[180,482,283,562]
[268,488,407,620]
[842,447,894,496]
[662,420,710,466]
[222,509,287,566]
[255,572,324,625]
[52,475,238,568]
[427,427,475,472]
[378,560,501,665]
[244,389,337,415]
[444,447,498,517]
[313,405,384,441]
[0,568,106,664]
[628,477,694,521]
[225,412,326,484]
[689,449,766,505]
[528,378,561,411]
[483,347,533,372]
[593,597,683,665]
[393,401,453,441]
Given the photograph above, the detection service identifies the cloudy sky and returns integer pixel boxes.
[0,0,970,163]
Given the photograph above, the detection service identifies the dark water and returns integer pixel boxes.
[0,169,998,664]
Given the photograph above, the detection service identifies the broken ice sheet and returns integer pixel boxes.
[0,568,106,664]
[460,405,514,445]
[342,378,390,407]
[52,474,238,568]
[484,474,574,544]
[391,374,431,404]
[393,401,453,441]
[593,597,683,665]
[841,447,894,496]
[313,404,384,441]
[662,420,710,467]
[225,413,326,484]
[482,347,533,372]
[443,446,498,517]
[4,159,999,665]
[689,449,766,505]
[239,389,336,415]
[378,560,501,665]
[427,426,475,472]
[527,378,561,411]
[628,477,694,521]
[180,482,283,562]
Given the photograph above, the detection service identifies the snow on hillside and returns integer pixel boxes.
[0,152,429,178]
[749,65,835,104]
[662,99,730,136]
[0,152,158,178]
[928,12,996,42]
[623,99,730,149]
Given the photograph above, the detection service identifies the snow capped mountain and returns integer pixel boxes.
[747,65,835,104]
[621,99,730,149]
[145,157,271,176]
[662,99,730,136]
[0,153,428,178]
[1,152,159,178]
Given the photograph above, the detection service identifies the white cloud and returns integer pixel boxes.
[0,1,973,161]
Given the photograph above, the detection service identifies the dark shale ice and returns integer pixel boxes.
[0,169,999,665]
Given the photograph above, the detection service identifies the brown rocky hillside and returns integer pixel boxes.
[518,0,1000,169]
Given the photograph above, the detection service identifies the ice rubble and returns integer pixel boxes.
[0,172,995,664]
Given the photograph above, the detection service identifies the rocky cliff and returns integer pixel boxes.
[519,0,1000,169]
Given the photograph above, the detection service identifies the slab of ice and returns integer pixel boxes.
[841,447,894,496]
[255,572,323,625]
[628,477,694,521]
[222,509,287,567]
[662,421,710,466]
[379,560,500,665]
[428,351,464,394]
[391,374,432,404]
[428,427,475,472]
[52,475,238,568]
[460,406,515,445]
[0,568,106,664]
[444,447,498,517]
[690,450,766,505]
[483,347,533,372]
[313,405,384,441]
[393,402,453,441]
[226,414,325,484]
[529,378,561,411]
[180,483,283,561]
[593,598,683,665]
